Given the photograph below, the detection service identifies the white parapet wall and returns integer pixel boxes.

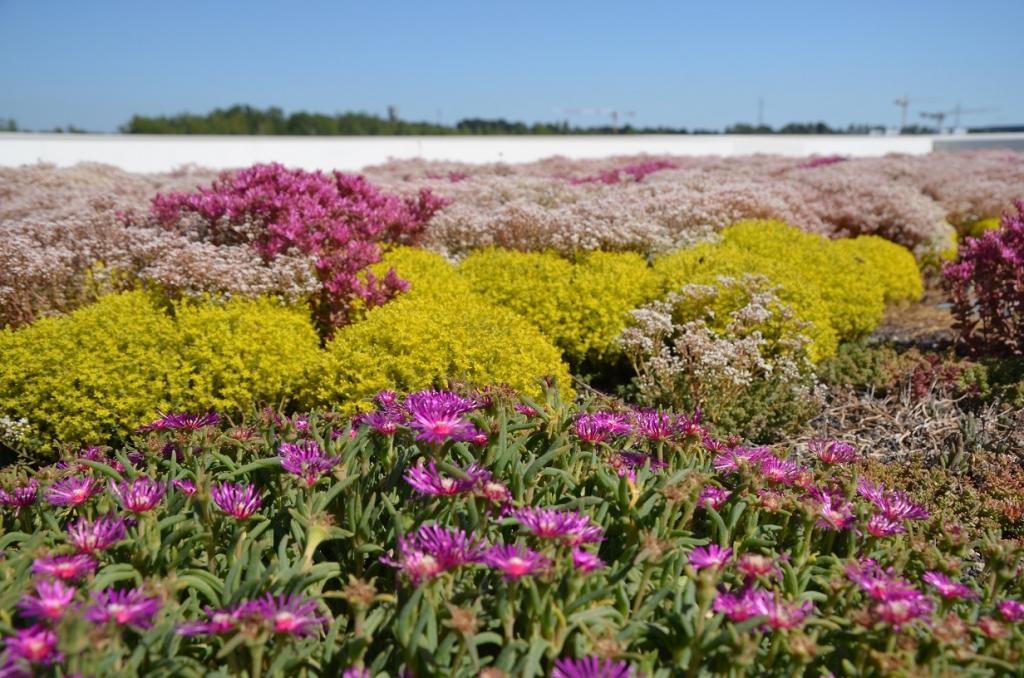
[1,132,1022,173]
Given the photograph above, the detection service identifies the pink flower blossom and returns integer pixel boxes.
[18,580,77,623]
[3,625,62,666]
[482,544,551,580]
[109,476,166,513]
[381,525,486,585]
[240,594,327,637]
[922,571,976,601]
[45,476,102,507]
[809,439,857,464]
[85,588,163,628]
[279,440,339,487]
[32,554,98,581]
[211,482,263,519]
[688,545,732,571]
[511,507,604,545]
[698,485,731,510]
[571,548,606,573]
[66,514,127,553]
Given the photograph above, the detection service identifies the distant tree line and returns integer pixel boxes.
[118,105,934,135]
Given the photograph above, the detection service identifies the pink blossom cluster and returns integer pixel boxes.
[146,163,449,333]
[944,201,1024,356]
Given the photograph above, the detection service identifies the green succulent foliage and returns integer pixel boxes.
[0,388,1021,676]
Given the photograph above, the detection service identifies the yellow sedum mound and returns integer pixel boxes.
[654,220,921,361]
[312,276,572,411]
[0,291,320,451]
[458,248,661,364]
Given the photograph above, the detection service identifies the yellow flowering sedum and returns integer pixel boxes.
[458,248,661,364]
[312,280,572,411]
[0,291,320,452]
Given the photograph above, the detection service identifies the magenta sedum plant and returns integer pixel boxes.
[147,163,450,334]
[944,200,1024,356]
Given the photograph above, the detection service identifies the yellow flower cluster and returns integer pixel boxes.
[0,292,319,451]
[459,248,662,364]
[654,220,921,361]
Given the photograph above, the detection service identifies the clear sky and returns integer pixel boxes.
[1,0,1021,132]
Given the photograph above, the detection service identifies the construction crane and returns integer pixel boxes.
[893,94,939,131]
[920,103,997,133]
[557,108,636,133]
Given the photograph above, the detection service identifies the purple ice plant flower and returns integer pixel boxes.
[342,668,372,678]
[0,479,38,512]
[571,548,605,573]
[32,554,98,581]
[574,412,631,444]
[808,439,857,464]
[754,592,815,630]
[759,456,803,486]
[712,446,774,474]
[688,545,733,571]
[66,514,127,553]
[866,514,906,538]
[698,485,731,510]
[403,459,485,497]
[736,554,779,579]
[552,656,635,678]
[511,507,604,545]
[630,409,676,441]
[381,525,486,585]
[857,480,929,522]
[922,572,977,601]
[279,440,339,487]
[240,594,327,637]
[211,482,263,519]
[997,599,1024,622]
[18,580,77,623]
[482,544,551,580]
[355,410,405,436]
[608,451,667,482]
[846,559,933,629]
[3,625,62,666]
[109,476,166,513]
[807,486,856,531]
[403,390,480,444]
[177,605,241,636]
[45,476,102,507]
[136,411,221,433]
[172,479,197,496]
[85,588,163,629]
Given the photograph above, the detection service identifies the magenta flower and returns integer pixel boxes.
[574,412,630,444]
[571,548,606,573]
[511,507,604,545]
[178,606,241,636]
[403,459,483,497]
[136,411,221,432]
[688,545,733,571]
[846,559,933,629]
[552,656,634,678]
[866,514,906,538]
[677,410,704,437]
[736,554,779,579]
[67,514,127,553]
[482,544,551,580]
[997,599,1024,622]
[608,451,667,482]
[381,525,486,585]
[478,478,513,505]
[713,589,764,622]
[3,625,62,666]
[355,410,405,436]
[857,480,928,522]
[759,456,803,485]
[172,479,197,496]
[807,487,856,531]
[712,445,774,474]
[342,668,372,678]
[211,482,262,519]
[630,409,676,441]
[85,588,163,628]
[809,439,857,464]
[45,476,102,507]
[0,479,38,512]
[698,485,731,510]
[279,440,339,487]
[32,554,98,581]
[403,390,480,444]
[755,593,815,630]
[18,580,77,622]
[109,476,166,513]
[240,594,326,637]
[922,572,976,601]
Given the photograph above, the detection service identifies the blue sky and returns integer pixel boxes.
[1,0,1021,132]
